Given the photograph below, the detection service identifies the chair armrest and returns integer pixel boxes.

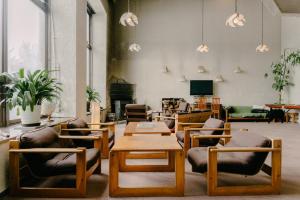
[186,128,230,131]
[178,122,205,126]
[61,128,108,132]
[155,116,175,120]
[192,135,232,139]
[9,148,84,153]
[87,122,115,126]
[59,135,101,140]
[210,147,281,153]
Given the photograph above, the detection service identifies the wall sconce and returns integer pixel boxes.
[197,66,206,73]
[161,65,169,73]
[234,66,243,73]
[178,75,188,82]
[215,75,224,82]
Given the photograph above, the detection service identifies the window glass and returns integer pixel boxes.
[7,0,46,120]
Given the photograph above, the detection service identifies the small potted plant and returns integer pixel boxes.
[86,86,101,112]
[0,68,62,126]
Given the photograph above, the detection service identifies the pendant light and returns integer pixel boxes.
[256,0,269,53]
[120,0,138,27]
[196,0,209,53]
[226,0,246,28]
[128,0,141,52]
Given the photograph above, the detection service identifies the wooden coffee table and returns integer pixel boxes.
[124,122,172,159]
[124,122,171,136]
[109,135,184,197]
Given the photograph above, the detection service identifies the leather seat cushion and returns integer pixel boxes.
[176,130,220,147]
[32,148,100,177]
[187,132,272,175]
[165,119,175,129]
[67,118,93,147]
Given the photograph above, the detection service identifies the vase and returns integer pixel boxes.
[20,105,41,126]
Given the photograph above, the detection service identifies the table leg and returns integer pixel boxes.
[109,151,119,196]
[175,150,185,196]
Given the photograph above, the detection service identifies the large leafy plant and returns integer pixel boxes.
[0,68,62,112]
[86,86,101,103]
[271,50,300,104]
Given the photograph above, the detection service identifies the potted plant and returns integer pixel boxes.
[0,68,62,126]
[271,50,300,104]
[86,86,101,112]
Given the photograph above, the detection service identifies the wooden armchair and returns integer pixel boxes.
[187,132,281,196]
[9,127,102,198]
[176,118,231,156]
[60,118,115,158]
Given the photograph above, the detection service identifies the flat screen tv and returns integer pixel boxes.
[190,80,213,96]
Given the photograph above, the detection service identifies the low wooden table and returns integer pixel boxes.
[124,122,172,159]
[109,136,185,197]
[124,122,171,136]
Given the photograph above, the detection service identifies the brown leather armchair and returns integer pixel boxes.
[175,118,231,155]
[9,127,102,197]
[187,132,282,196]
[125,104,149,123]
[60,118,115,158]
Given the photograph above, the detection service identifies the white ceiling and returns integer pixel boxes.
[274,0,300,13]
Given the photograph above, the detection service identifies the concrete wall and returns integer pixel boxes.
[109,0,281,110]
[282,14,300,105]
[50,0,87,119]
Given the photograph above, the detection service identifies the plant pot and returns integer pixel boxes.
[20,105,41,127]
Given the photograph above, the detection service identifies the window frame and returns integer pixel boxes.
[0,0,49,126]
[87,2,95,87]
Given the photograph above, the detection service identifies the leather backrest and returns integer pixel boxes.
[225,132,272,175]
[67,118,90,136]
[202,118,224,135]
[20,127,61,163]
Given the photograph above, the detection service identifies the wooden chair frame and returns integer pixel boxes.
[60,122,115,158]
[180,122,231,156]
[9,135,102,198]
[191,137,281,196]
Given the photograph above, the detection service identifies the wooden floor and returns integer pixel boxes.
[4,122,300,200]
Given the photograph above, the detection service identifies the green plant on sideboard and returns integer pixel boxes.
[271,50,300,104]
[0,68,62,126]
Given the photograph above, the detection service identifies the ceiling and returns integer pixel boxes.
[274,0,300,13]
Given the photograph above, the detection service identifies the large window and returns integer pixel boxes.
[87,3,95,87]
[2,0,48,123]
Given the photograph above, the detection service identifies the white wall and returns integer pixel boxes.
[109,0,281,110]
[282,14,300,105]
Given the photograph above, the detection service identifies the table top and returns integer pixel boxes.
[111,135,182,152]
[124,122,171,134]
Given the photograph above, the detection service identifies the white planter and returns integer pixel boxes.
[20,105,41,126]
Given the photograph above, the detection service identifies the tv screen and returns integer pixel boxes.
[190,80,213,96]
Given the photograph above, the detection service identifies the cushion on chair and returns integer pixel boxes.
[67,118,93,148]
[165,119,175,129]
[40,148,100,177]
[19,127,99,177]
[20,127,62,163]
[175,118,224,147]
[187,132,272,176]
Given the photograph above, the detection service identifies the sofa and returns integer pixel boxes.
[226,106,269,122]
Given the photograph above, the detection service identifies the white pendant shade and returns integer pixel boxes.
[129,43,141,52]
[197,44,209,53]
[197,66,206,73]
[234,66,242,73]
[256,44,269,53]
[226,13,246,27]
[215,75,224,82]
[120,12,138,27]
[226,0,246,28]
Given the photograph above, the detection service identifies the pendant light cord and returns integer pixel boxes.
[235,0,238,13]
[202,0,204,43]
[261,0,264,44]
[128,0,130,12]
